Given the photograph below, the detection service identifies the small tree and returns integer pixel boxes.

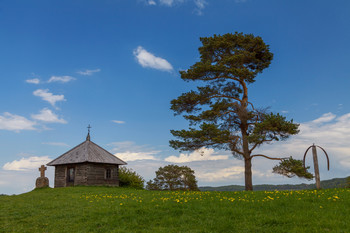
[119,166,145,189]
[147,165,199,191]
[346,176,350,188]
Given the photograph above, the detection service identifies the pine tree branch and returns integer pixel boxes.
[249,139,274,153]
[210,95,242,103]
[251,154,283,161]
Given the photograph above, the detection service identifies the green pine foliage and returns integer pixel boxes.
[118,166,145,189]
[273,157,314,180]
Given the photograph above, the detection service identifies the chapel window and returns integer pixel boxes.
[68,167,75,182]
[106,168,111,179]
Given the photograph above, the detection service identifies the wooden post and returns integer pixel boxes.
[312,145,321,189]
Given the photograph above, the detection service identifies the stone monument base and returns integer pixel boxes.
[36,177,49,188]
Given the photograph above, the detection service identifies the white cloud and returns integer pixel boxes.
[148,0,157,5]
[114,152,158,161]
[196,166,245,182]
[133,46,173,72]
[26,78,40,84]
[0,161,55,194]
[311,112,336,124]
[112,120,125,124]
[111,141,160,161]
[145,0,206,14]
[193,0,207,15]
[3,156,52,171]
[0,112,36,131]
[33,89,66,107]
[253,112,350,177]
[48,76,75,83]
[159,0,175,6]
[42,142,69,147]
[165,147,229,163]
[76,69,101,76]
[31,108,67,124]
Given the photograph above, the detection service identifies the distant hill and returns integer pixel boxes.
[199,177,349,192]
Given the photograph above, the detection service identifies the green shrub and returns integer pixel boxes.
[119,166,145,189]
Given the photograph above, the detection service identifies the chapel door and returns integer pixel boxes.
[67,167,75,186]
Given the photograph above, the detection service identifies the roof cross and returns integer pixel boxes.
[39,165,47,178]
[86,124,91,141]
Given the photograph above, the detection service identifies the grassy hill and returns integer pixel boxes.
[1,186,349,232]
[199,177,349,191]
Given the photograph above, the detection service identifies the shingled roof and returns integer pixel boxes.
[47,133,127,166]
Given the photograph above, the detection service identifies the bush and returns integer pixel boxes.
[119,166,145,189]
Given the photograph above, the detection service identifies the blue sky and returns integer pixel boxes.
[1,0,350,194]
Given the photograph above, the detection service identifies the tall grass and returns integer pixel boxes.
[1,187,349,232]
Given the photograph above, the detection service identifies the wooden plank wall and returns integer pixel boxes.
[54,165,66,188]
[74,164,88,186]
[53,163,120,187]
[87,163,119,186]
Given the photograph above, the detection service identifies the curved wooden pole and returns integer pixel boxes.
[316,145,330,171]
[303,145,313,172]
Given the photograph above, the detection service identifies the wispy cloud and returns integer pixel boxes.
[76,69,101,76]
[48,76,76,83]
[145,0,207,15]
[33,89,66,107]
[165,147,229,163]
[193,0,207,15]
[111,141,160,161]
[147,0,157,5]
[114,152,158,161]
[31,108,67,124]
[196,166,245,182]
[3,156,51,171]
[311,112,336,124]
[42,142,69,147]
[133,46,173,72]
[0,112,36,132]
[112,120,125,124]
[26,78,40,84]
[159,0,178,6]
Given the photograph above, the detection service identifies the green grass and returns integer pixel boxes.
[1,187,349,232]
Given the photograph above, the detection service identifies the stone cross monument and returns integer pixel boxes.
[35,165,49,188]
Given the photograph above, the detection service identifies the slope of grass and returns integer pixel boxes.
[1,187,349,232]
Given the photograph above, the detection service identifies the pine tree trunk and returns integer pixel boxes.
[244,158,253,191]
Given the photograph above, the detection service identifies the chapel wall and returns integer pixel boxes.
[74,163,88,186]
[86,163,119,186]
[54,165,66,188]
